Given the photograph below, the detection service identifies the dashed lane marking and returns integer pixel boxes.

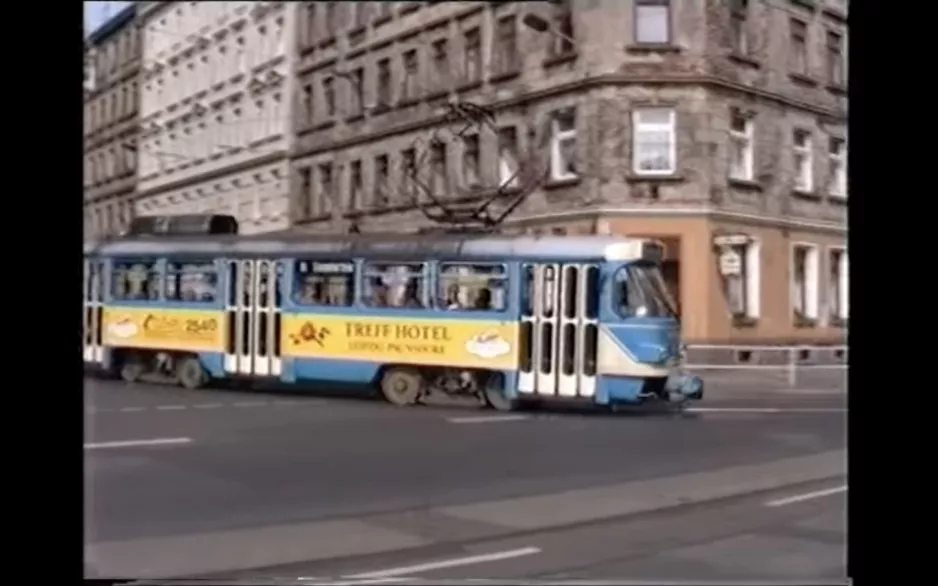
[765,484,848,507]
[85,399,321,415]
[344,546,543,580]
[84,437,193,450]
[447,414,531,424]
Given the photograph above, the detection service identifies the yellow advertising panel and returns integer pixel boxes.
[102,307,225,353]
[282,314,520,370]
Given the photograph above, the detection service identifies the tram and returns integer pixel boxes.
[83,215,702,411]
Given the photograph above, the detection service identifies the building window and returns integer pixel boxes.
[549,108,578,181]
[376,58,392,108]
[304,3,317,48]
[498,127,520,189]
[297,166,312,219]
[318,162,334,215]
[635,0,670,45]
[789,18,808,75]
[632,108,676,176]
[792,129,813,192]
[374,154,390,208]
[377,3,392,21]
[349,160,363,211]
[462,134,481,189]
[728,109,754,181]
[353,2,370,29]
[828,248,848,324]
[493,15,519,75]
[826,137,847,198]
[350,68,364,116]
[401,147,417,199]
[463,27,482,84]
[729,0,750,55]
[300,83,314,125]
[430,141,447,195]
[431,38,450,92]
[325,3,337,37]
[791,243,820,324]
[826,31,845,86]
[721,241,761,319]
[402,49,419,102]
[549,0,576,56]
[323,77,335,117]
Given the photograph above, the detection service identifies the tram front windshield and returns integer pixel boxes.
[616,263,678,319]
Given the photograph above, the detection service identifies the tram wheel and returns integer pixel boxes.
[177,356,208,390]
[119,354,145,383]
[380,367,424,406]
[483,375,518,412]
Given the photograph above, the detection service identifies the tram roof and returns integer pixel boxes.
[83,233,654,262]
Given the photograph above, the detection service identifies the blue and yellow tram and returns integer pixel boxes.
[82,216,703,410]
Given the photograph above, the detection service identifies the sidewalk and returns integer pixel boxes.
[696,369,847,394]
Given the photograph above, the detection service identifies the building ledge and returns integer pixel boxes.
[788,72,819,87]
[728,178,763,192]
[543,52,578,68]
[625,173,686,183]
[543,176,581,190]
[729,53,761,69]
[791,188,821,201]
[625,43,682,55]
[489,69,521,84]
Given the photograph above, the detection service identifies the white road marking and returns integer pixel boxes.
[765,485,848,507]
[83,437,193,450]
[447,415,531,424]
[686,407,846,414]
[298,578,416,585]
[193,403,224,409]
[119,407,146,413]
[233,401,269,408]
[346,546,542,579]
[156,405,187,411]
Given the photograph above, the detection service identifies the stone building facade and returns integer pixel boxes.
[287,0,848,347]
[83,4,141,239]
[134,1,299,235]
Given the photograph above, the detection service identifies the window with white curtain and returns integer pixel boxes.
[635,0,671,44]
[633,108,676,175]
[828,247,848,322]
[791,243,820,323]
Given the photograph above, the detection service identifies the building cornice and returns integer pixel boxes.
[294,73,846,160]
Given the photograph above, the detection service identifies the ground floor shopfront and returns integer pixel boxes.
[514,209,848,356]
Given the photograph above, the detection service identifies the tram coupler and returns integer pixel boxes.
[665,373,704,401]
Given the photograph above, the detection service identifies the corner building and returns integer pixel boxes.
[83,4,141,238]
[288,0,848,351]
[135,1,299,235]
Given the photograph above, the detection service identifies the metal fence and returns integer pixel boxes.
[684,344,848,391]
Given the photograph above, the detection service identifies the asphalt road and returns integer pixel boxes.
[239,480,847,583]
[84,377,846,579]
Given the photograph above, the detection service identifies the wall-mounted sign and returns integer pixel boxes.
[719,249,742,276]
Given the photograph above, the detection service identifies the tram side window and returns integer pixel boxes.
[437,263,507,311]
[363,262,426,309]
[165,260,219,302]
[293,260,355,306]
[111,260,161,301]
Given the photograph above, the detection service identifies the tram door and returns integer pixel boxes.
[83,259,104,365]
[224,259,283,377]
[518,263,599,398]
